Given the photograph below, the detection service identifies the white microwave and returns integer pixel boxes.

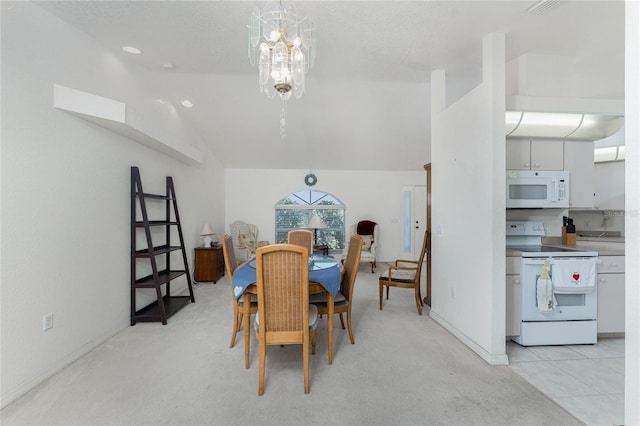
[506,170,570,208]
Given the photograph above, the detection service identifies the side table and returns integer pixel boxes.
[194,245,224,283]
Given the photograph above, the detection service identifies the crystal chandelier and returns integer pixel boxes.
[248,1,315,100]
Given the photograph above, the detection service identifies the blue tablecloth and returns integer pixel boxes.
[232,256,341,299]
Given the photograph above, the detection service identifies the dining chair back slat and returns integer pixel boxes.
[255,244,317,395]
[287,229,314,254]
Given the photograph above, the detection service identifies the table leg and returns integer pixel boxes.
[244,292,251,369]
[328,292,334,365]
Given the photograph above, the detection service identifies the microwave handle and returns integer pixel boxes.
[550,178,558,202]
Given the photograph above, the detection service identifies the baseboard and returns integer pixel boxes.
[430,310,509,366]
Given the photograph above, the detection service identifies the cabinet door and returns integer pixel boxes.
[506,139,531,170]
[194,249,215,282]
[506,274,521,337]
[564,140,595,208]
[530,140,564,170]
[599,256,625,273]
[594,161,625,210]
[597,273,625,334]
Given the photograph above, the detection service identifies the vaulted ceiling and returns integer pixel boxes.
[36,1,624,171]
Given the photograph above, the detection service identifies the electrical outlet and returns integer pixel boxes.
[43,313,54,331]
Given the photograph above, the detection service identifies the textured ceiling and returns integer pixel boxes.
[35,1,625,171]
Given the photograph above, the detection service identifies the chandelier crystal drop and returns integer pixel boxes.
[248,0,315,100]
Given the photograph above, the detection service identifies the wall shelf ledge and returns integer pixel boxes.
[53,84,202,165]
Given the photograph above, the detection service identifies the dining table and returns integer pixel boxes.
[232,254,342,368]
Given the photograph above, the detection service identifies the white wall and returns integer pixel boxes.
[429,33,507,365]
[224,169,424,261]
[624,1,640,422]
[0,3,224,407]
[507,52,624,100]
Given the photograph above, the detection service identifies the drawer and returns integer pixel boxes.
[506,256,521,275]
[598,256,625,273]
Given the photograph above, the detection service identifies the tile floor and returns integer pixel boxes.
[507,338,624,426]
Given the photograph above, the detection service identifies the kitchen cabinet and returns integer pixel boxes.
[597,255,625,335]
[506,139,564,170]
[505,256,521,337]
[594,161,625,210]
[564,141,595,208]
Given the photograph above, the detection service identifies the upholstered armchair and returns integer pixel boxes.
[342,220,378,273]
[229,220,258,262]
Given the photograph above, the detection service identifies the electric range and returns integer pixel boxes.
[506,221,599,346]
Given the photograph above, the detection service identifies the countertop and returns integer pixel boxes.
[506,238,624,257]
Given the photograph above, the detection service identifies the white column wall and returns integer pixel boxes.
[224,169,424,262]
[429,33,507,365]
[1,3,224,406]
[625,1,640,422]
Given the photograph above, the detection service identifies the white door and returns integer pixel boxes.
[412,186,427,258]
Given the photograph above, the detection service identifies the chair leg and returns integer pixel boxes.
[379,283,384,310]
[258,337,266,396]
[371,261,375,273]
[237,312,244,331]
[346,310,355,344]
[230,310,241,348]
[311,329,317,355]
[386,285,390,300]
[303,339,310,394]
[339,313,345,329]
[414,286,423,315]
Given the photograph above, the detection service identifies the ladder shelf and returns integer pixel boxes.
[130,166,194,325]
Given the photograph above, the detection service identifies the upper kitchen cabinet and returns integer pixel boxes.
[594,161,625,210]
[564,141,595,208]
[506,139,564,170]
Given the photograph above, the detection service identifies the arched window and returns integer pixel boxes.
[275,190,345,252]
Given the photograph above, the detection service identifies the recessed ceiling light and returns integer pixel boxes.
[122,46,142,55]
[181,100,194,108]
[526,0,560,13]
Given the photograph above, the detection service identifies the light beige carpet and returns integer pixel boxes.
[1,264,581,425]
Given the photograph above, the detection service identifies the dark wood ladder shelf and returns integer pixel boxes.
[130,166,195,325]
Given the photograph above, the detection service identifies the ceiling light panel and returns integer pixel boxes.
[526,0,561,14]
[122,46,142,55]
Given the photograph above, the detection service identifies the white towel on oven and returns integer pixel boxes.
[537,277,554,313]
[552,258,596,294]
[537,259,554,313]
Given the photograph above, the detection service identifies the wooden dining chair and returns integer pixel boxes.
[287,229,314,254]
[310,234,362,344]
[254,244,318,395]
[379,230,430,315]
[222,234,257,348]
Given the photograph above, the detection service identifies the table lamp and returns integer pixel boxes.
[201,223,216,248]
[307,215,327,245]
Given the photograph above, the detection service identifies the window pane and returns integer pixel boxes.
[275,191,345,252]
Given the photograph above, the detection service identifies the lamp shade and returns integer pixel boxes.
[307,215,327,229]
[201,223,216,236]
